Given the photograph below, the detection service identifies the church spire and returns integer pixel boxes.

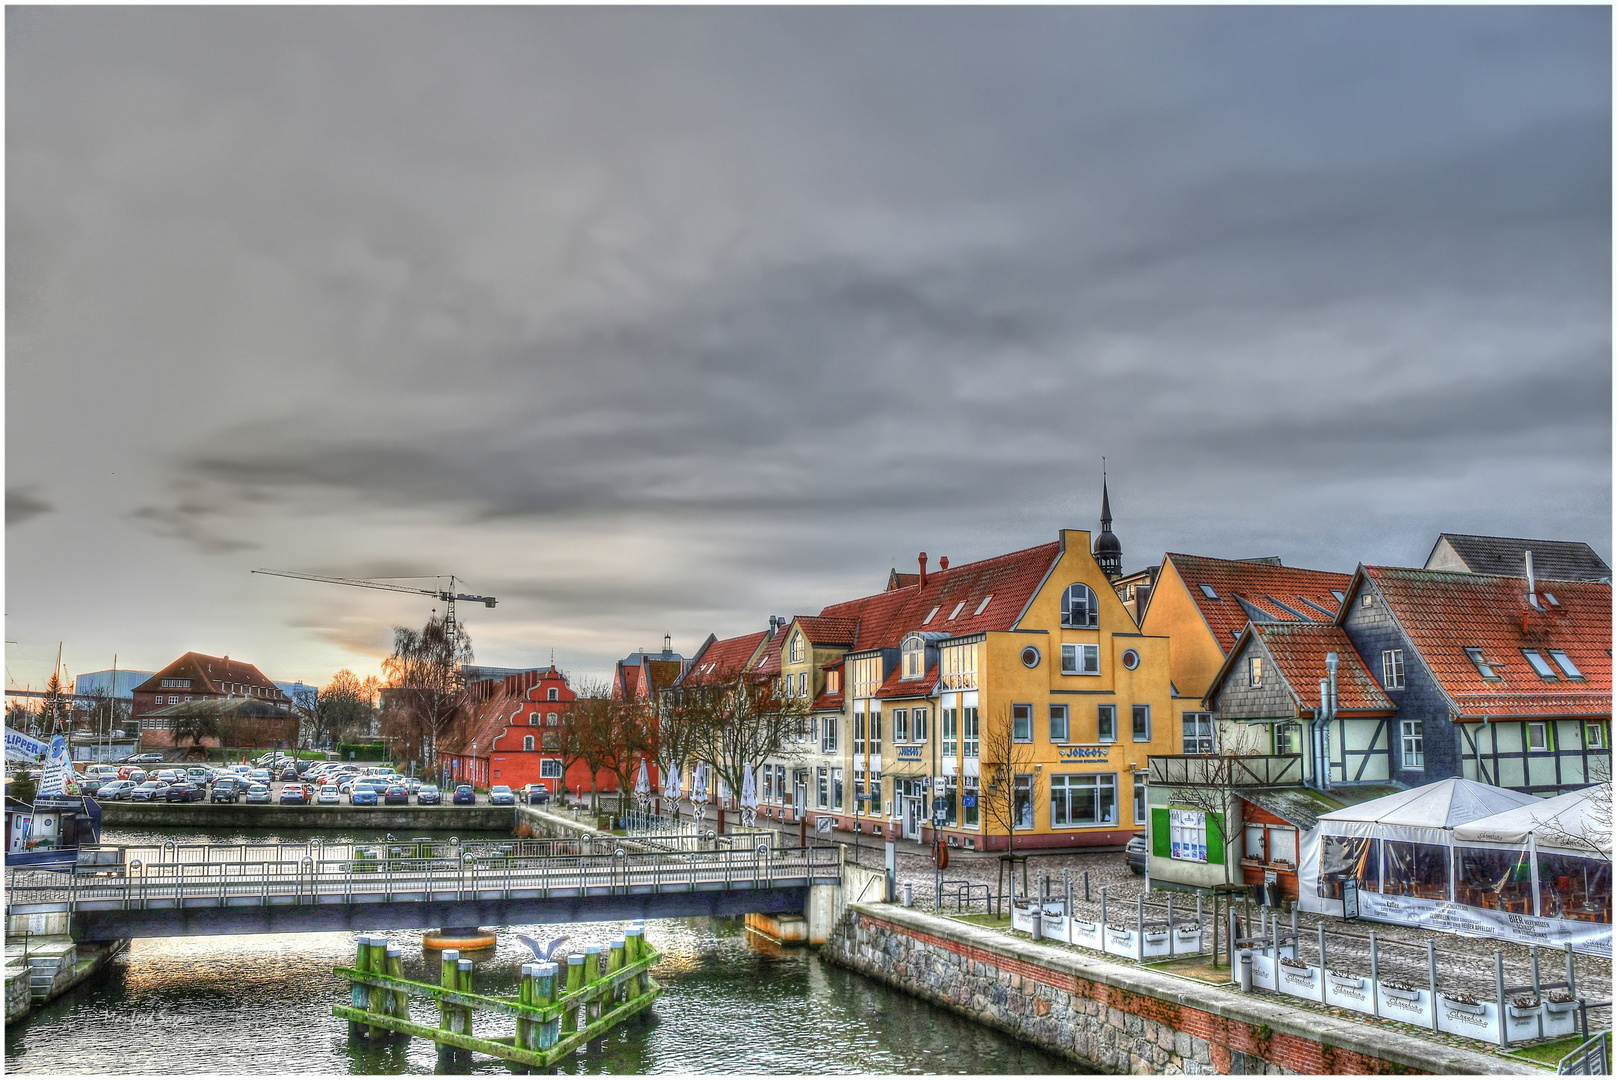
[1093,460,1123,579]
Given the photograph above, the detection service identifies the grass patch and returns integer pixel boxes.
[952,913,1013,928]
[1146,954,1232,985]
[1503,1032,1609,1067]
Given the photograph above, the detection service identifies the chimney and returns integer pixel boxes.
[939,556,950,571]
[1525,551,1541,610]
[918,552,928,589]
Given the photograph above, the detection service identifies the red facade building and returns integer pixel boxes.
[130,652,296,749]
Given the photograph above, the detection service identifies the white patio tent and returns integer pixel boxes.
[1452,784,1611,856]
[1301,778,1609,955]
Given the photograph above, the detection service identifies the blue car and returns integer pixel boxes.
[350,784,378,806]
[452,784,476,805]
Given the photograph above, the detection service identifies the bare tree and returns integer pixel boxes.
[1531,770,1612,866]
[691,673,808,813]
[979,706,1040,854]
[316,670,380,746]
[380,614,472,772]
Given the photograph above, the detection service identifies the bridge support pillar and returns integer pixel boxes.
[805,884,840,946]
[422,926,497,952]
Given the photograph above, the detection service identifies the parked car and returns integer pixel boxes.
[78,777,108,796]
[211,777,242,803]
[96,780,136,801]
[488,785,515,806]
[186,768,212,785]
[338,776,362,794]
[250,770,272,785]
[316,785,341,805]
[416,784,442,806]
[129,781,170,802]
[117,766,148,783]
[126,752,166,764]
[156,769,184,784]
[382,784,410,806]
[522,784,550,806]
[245,784,272,805]
[164,782,205,803]
[452,784,476,805]
[280,766,300,782]
[279,783,310,805]
[349,784,378,807]
[1125,832,1147,875]
[403,777,422,794]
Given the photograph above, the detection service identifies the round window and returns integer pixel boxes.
[1122,649,1141,670]
[1021,646,1041,668]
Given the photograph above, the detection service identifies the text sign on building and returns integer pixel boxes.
[896,746,923,760]
[1058,745,1111,762]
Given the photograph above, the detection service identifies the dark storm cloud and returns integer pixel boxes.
[6,6,1608,682]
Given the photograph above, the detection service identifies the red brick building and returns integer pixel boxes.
[440,667,623,796]
[130,652,296,749]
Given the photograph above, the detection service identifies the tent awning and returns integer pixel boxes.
[1314,777,1539,844]
[1451,784,1611,857]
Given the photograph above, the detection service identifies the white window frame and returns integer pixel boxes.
[901,634,925,679]
[1061,643,1100,676]
[540,759,563,779]
[1248,657,1263,687]
[1061,583,1099,628]
[892,708,909,743]
[1527,722,1549,752]
[797,671,808,697]
[523,734,535,751]
[1400,720,1424,769]
[1586,723,1604,749]
[1131,704,1151,742]
[912,707,928,743]
[962,706,980,758]
[1097,704,1117,743]
[974,594,994,616]
[547,688,559,701]
[1050,773,1117,827]
[1011,703,1033,743]
[948,601,966,621]
[821,716,838,755]
[1048,704,1069,744]
[790,634,804,664]
[1381,649,1405,690]
[1182,711,1213,754]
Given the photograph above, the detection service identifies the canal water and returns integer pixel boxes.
[7,827,1086,1075]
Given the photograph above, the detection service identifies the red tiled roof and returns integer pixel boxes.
[681,631,768,685]
[810,691,845,712]
[887,571,920,592]
[874,661,938,700]
[1363,566,1612,718]
[1250,624,1394,714]
[133,651,288,701]
[795,615,860,645]
[752,631,786,677]
[1165,554,1350,651]
[817,541,1062,652]
[441,686,525,757]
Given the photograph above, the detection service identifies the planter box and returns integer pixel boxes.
[1545,998,1577,1014]
[1442,997,1485,1016]
[1328,974,1365,990]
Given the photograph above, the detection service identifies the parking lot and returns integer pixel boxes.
[76,761,511,808]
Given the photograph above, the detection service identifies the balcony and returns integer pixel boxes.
[1147,754,1303,788]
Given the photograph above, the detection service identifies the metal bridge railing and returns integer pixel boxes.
[6,842,843,913]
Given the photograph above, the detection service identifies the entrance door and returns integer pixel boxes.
[794,779,807,821]
[903,796,922,840]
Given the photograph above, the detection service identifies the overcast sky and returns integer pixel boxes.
[6,7,1610,694]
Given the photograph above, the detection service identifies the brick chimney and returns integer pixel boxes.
[939,556,949,570]
[918,552,928,589]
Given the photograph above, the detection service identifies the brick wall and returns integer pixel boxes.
[825,903,1527,1076]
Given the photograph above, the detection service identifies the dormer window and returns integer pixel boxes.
[1464,648,1500,680]
[825,669,842,695]
[921,606,940,626]
[1060,584,1099,628]
[901,635,926,680]
[1199,584,1218,600]
[974,595,993,616]
[789,635,804,664]
[1522,650,1559,680]
[1548,650,1583,679]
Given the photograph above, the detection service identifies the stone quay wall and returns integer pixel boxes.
[824,903,1531,1076]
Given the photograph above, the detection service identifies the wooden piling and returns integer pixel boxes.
[349,938,370,1039]
[536,961,559,1049]
[437,948,460,1067]
[562,954,584,1034]
[585,945,604,1025]
[386,946,407,1034]
[366,937,389,1040]
[607,939,626,1005]
[516,962,534,1053]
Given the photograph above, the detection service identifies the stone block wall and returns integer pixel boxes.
[825,903,1530,1076]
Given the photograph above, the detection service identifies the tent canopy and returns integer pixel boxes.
[1314,777,1539,844]
[1452,784,1612,857]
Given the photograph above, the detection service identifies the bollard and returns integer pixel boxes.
[903,881,914,908]
[1238,948,1253,992]
[1317,924,1328,1003]
[1031,903,1043,941]
[1426,941,1439,1031]
[1083,870,1091,903]
[1494,949,1507,1049]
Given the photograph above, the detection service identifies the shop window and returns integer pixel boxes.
[1050,773,1116,826]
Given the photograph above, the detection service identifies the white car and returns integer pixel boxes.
[316,785,341,805]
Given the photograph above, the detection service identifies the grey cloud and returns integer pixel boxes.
[6,488,53,527]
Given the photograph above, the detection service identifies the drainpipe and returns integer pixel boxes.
[1321,653,1338,792]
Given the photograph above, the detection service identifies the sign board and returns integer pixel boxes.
[816,815,834,834]
[1342,879,1360,920]
[1057,745,1112,762]
[1264,869,1279,886]
[4,726,47,762]
[962,795,977,808]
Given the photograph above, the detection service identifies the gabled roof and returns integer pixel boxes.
[678,631,769,686]
[817,541,1062,652]
[1358,566,1612,718]
[886,571,920,592]
[793,616,860,646]
[874,661,938,700]
[1425,533,1611,582]
[1164,554,1350,650]
[133,652,289,701]
[1221,623,1395,715]
[440,685,525,757]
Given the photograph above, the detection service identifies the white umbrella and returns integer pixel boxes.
[740,764,758,809]
[661,761,682,801]
[693,763,710,804]
[634,758,651,795]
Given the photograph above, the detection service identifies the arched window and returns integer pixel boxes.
[523,734,535,751]
[1061,583,1099,628]
[789,634,804,664]
[901,634,926,680]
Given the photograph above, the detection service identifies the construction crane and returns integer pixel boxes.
[251,569,496,642]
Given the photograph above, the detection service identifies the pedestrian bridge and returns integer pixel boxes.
[6,836,844,941]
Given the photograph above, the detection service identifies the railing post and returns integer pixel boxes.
[1136,893,1145,962]
[1368,930,1379,1017]
[1494,949,1507,1049]
[1196,894,1204,955]
[1427,941,1439,1031]
[1099,885,1108,940]
[1166,893,1175,958]
[1317,924,1328,1001]
[1564,942,1576,998]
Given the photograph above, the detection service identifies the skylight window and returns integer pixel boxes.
[921,606,940,626]
[1464,648,1499,680]
[1543,592,1560,607]
[1330,590,1346,603]
[974,595,994,616]
[1199,584,1219,599]
[1521,650,1559,680]
[947,601,966,621]
[1548,650,1583,679]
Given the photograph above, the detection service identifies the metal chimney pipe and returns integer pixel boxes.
[1525,551,1540,610]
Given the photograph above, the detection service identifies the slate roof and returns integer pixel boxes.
[817,541,1063,652]
[1165,554,1351,649]
[1249,624,1395,714]
[1362,566,1612,718]
[1426,534,1611,582]
[679,631,769,686]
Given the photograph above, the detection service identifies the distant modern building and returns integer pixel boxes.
[70,669,156,700]
[1425,533,1610,581]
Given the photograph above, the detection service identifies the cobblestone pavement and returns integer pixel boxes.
[823,835,1611,1006]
